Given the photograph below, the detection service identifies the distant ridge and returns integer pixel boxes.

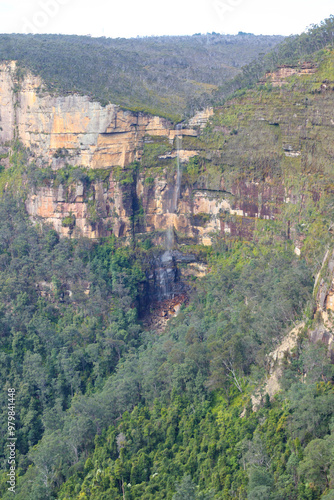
[0,32,283,121]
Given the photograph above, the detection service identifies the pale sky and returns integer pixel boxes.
[0,0,333,38]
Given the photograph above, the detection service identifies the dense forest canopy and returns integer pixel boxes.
[0,196,315,499]
[1,18,333,121]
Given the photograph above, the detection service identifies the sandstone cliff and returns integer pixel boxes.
[0,61,174,168]
[1,54,333,250]
[0,61,228,244]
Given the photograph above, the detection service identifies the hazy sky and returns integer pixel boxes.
[0,0,333,38]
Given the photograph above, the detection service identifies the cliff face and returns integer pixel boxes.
[0,62,228,243]
[1,62,222,243]
[0,62,173,168]
[259,62,317,87]
[1,54,334,249]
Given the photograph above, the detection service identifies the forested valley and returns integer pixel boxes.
[1,15,334,500]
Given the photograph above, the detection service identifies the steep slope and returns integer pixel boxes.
[2,45,334,256]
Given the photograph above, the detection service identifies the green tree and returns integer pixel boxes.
[173,475,197,500]
[298,435,334,492]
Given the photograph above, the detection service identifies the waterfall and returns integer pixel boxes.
[174,124,182,213]
[165,124,182,251]
[165,224,174,250]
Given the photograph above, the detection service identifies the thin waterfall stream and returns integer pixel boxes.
[174,124,182,213]
[165,124,183,250]
[151,124,194,305]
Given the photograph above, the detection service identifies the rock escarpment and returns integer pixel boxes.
[1,56,334,249]
[0,62,291,244]
[0,61,222,243]
[0,61,175,168]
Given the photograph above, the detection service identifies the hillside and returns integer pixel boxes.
[214,15,334,104]
[1,15,334,500]
[0,32,283,121]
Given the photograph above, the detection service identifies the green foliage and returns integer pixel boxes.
[113,162,139,186]
[29,164,112,190]
[0,140,28,194]
[62,213,76,229]
[0,33,283,121]
[0,199,149,499]
[173,476,197,499]
[213,16,334,105]
[298,435,334,492]
[184,156,201,185]
[141,138,171,173]
[173,475,215,499]
[0,193,326,500]
[10,238,308,499]
[192,212,211,227]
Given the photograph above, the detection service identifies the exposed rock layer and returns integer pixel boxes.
[1,60,328,246]
[0,62,174,168]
